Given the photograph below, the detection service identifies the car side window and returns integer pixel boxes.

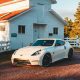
[55,40,65,46]
[60,40,65,46]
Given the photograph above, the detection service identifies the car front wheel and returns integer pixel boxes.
[42,53,52,67]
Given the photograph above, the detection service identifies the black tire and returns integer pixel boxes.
[68,49,73,60]
[42,53,52,67]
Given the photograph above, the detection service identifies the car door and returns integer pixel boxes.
[52,40,66,62]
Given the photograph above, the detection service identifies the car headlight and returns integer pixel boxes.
[31,50,41,56]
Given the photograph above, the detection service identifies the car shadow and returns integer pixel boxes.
[0,53,80,69]
[50,54,80,67]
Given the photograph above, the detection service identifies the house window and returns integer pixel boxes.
[0,26,5,31]
[18,25,25,34]
[53,27,58,35]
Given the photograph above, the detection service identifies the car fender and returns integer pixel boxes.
[40,52,52,66]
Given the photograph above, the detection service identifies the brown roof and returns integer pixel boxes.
[0,8,29,21]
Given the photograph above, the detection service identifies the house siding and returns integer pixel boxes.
[0,0,64,50]
[9,8,64,49]
[44,11,64,39]
[9,10,36,49]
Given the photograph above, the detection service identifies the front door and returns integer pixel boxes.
[33,24,46,42]
[33,26,40,41]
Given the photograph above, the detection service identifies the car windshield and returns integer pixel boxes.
[32,40,54,46]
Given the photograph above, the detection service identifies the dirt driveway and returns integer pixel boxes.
[0,52,80,80]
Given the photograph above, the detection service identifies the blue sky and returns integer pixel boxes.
[52,0,80,20]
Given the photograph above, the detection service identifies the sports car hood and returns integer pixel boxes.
[15,46,47,55]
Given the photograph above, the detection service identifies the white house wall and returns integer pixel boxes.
[9,9,64,50]
[0,21,10,41]
[32,3,64,39]
[9,10,36,49]
[30,0,64,39]
[9,0,64,50]
[33,3,64,39]
[5,21,10,41]
[44,11,64,39]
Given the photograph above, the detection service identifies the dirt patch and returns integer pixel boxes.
[0,52,80,80]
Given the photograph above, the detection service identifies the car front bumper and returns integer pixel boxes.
[11,55,42,66]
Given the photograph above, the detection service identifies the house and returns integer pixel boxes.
[0,0,66,50]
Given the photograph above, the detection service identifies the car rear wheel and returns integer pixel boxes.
[42,53,52,67]
[68,49,73,60]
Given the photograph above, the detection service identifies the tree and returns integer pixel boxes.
[69,2,80,38]
[64,17,73,37]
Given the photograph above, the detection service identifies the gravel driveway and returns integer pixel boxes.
[0,52,80,80]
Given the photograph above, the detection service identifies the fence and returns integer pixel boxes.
[64,38,80,47]
[0,41,10,52]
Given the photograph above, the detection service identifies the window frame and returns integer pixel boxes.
[53,27,58,35]
[18,25,25,34]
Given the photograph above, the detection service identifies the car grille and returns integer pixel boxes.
[14,58,31,65]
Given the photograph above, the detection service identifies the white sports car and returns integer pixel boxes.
[11,38,73,67]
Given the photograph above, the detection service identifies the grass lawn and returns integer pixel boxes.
[0,50,15,63]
